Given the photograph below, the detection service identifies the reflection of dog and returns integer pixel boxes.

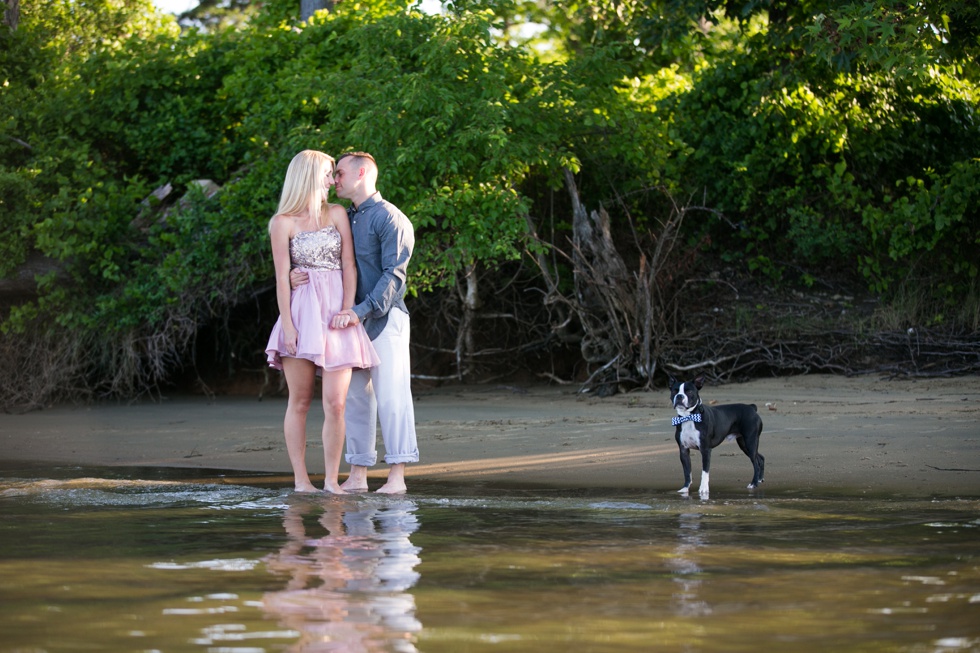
[669,376,765,497]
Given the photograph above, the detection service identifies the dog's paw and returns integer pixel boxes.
[677,486,690,495]
[747,482,757,489]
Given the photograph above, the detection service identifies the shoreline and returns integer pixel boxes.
[1,374,979,497]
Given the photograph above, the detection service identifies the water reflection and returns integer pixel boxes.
[262,496,422,652]
[667,512,711,617]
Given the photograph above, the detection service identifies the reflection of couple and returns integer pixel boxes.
[262,497,422,652]
[265,151,419,495]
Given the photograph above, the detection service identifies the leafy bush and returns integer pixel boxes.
[1,0,977,406]
[666,31,979,294]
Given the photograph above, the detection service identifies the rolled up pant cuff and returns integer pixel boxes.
[346,453,378,467]
[385,452,420,465]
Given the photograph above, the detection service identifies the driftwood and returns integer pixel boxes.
[0,253,66,303]
[528,169,980,394]
[661,329,980,382]
[557,168,698,395]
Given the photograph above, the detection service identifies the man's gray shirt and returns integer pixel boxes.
[347,192,414,340]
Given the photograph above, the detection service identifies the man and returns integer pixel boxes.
[291,151,419,493]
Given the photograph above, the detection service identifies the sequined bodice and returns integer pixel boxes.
[290,226,341,271]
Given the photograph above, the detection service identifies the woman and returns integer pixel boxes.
[265,150,380,493]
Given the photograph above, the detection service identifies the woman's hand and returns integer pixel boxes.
[283,325,299,355]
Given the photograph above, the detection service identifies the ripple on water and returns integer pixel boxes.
[0,469,978,653]
[0,476,284,509]
[149,559,262,572]
[587,501,654,510]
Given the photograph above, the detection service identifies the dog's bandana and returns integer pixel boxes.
[672,414,702,426]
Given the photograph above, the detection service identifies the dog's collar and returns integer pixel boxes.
[672,413,702,426]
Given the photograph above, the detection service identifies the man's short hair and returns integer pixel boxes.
[337,151,377,170]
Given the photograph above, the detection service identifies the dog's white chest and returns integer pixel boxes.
[679,422,700,450]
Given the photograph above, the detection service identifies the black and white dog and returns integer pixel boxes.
[669,376,765,497]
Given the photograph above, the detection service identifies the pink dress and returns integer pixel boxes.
[266,226,380,373]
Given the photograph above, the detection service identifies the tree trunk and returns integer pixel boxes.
[300,0,333,21]
[3,0,19,31]
[454,262,480,380]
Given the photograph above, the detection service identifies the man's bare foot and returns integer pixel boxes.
[340,482,368,492]
[340,465,369,492]
[375,480,407,494]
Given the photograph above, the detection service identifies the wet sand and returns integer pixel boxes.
[1,374,978,496]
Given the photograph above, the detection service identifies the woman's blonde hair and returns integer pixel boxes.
[269,150,335,232]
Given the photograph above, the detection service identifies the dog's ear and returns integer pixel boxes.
[694,375,705,389]
[668,376,677,390]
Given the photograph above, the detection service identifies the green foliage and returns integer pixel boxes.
[74,28,245,184]
[803,1,980,81]
[661,3,979,295]
[217,6,583,289]
[0,0,618,400]
[174,0,263,30]
[860,160,980,291]
[1,0,978,404]
[0,166,34,276]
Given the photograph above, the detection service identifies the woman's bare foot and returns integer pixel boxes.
[322,483,347,495]
[293,483,318,493]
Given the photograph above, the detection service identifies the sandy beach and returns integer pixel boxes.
[2,374,979,497]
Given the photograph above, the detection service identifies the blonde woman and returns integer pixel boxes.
[266,150,380,493]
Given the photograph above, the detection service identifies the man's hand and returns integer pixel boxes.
[289,268,309,289]
[331,309,361,329]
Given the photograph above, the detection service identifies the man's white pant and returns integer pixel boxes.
[345,308,419,466]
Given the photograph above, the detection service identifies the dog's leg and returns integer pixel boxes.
[699,445,711,497]
[736,432,765,489]
[678,447,693,495]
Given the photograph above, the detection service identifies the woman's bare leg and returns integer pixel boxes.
[320,367,352,494]
[281,357,317,493]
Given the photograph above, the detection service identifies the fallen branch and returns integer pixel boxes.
[663,349,761,373]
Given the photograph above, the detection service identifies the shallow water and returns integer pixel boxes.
[0,466,977,653]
